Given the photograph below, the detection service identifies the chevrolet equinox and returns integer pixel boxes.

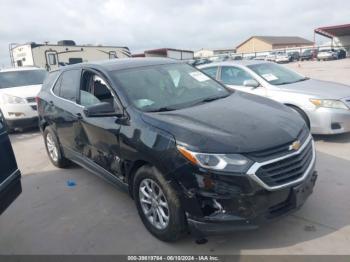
[37,58,317,242]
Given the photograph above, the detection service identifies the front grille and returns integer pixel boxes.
[26,97,36,103]
[248,127,309,162]
[255,139,313,187]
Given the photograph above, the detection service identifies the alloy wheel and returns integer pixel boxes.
[46,133,58,162]
[139,178,170,230]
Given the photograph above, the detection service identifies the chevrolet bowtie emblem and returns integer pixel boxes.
[289,140,301,151]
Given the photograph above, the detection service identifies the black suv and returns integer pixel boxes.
[37,58,317,241]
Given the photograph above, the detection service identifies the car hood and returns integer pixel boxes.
[0,85,42,98]
[278,79,350,99]
[141,92,305,154]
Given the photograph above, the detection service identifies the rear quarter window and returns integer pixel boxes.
[59,69,81,101]
[42,71,59,90]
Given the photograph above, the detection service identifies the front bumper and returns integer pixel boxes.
[188,170,317,236]
[275,57,291,63]
[307,107,350,134]
[1,103,38,129]
[173,136,317,237]
[6,116,39,129]
[317,55,336,60]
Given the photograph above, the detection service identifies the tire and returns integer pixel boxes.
[288,106,310,130]
[133,165,186,242]
[43,126,71,168]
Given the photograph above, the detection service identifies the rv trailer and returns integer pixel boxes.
[9,40,131,71]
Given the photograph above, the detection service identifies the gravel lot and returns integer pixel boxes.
[0,59,350,255]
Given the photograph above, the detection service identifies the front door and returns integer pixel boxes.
[76,70,123,178]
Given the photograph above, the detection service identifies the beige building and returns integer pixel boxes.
[236,36,314,54]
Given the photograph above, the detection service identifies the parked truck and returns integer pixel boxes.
[9,40,131,71]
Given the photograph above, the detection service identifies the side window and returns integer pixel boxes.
[79,72,115,108]
[201,67,218,79]
[68,58,83,65]
[60,69,81,101]
[52,75,62,96]
[221,66,254,86]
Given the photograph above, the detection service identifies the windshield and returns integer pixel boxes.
[111,63,230,112]
[0,70,48,89]
[247,63,307,85]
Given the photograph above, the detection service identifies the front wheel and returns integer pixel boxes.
[133,165,186,242]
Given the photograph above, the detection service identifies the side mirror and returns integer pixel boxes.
[84,102,123,117]
[243,79,260,88]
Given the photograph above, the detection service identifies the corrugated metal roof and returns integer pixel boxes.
[254,36,314,45]
[237,36,313,48]
[315,24,350,38]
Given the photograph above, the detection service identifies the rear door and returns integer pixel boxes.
[48,69,83,156]
[0,110,21,214]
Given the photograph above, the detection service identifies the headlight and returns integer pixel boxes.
[310,99,349,110]
[2,94,26,104]
[177,146,253,173]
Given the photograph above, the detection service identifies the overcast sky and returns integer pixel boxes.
[0,0,349,66]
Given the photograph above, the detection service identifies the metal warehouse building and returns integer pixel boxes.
[315,24,350,52]
[236,36,314,54]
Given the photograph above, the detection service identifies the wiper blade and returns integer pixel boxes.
[275,81,293,85]
[296,77,310,82]
[197,94,230,104]
[146,107,177,112]
[277,77,310,85]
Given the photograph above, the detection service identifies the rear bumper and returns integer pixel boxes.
[188,171,317,237]
[6,116,38,129]
[0,169,22,215]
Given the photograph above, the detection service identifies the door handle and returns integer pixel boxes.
[49,101,54,106]
[76,113,83,120]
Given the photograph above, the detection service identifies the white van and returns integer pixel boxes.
[0,67,47,131]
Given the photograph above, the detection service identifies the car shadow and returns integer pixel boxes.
[9,126,40,135]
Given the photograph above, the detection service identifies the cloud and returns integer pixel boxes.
[0,0,349,66]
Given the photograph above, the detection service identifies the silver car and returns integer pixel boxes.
[198,61,350,135]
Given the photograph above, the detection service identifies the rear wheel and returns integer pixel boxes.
[44,127,71,168]
[133,165,186,242]
[288,105,310,130]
